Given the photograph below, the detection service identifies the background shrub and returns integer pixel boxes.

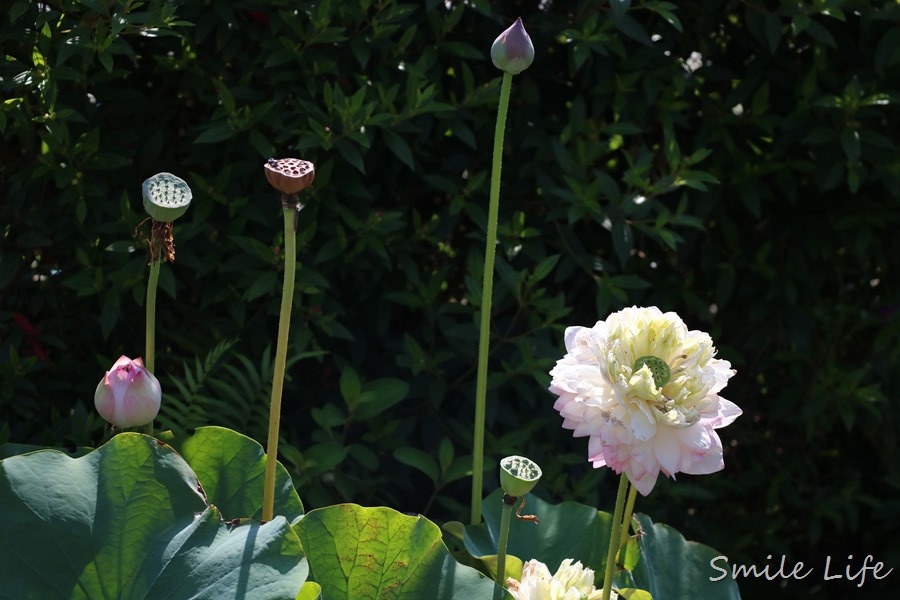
[2,1,898,597]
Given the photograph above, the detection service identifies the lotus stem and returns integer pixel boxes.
[143,256,161,436]
[602,475,629,600]
[263,202,297,521]
[495,493,516,594]
[472,71,513,526]
[618,483,638,549]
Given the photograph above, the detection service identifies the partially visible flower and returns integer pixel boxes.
[94,356,161,428]
[264,157,315,195]
[491,17,534,75]
[550,306,740,495]
[507,559,610,600]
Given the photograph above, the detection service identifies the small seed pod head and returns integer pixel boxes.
[491,17,534,75]
[500,455,542,497]
[634,355,672,388]
[264,158,315,195]
[142,172,192,222]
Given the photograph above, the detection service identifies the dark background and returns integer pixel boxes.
[2,1,899,597]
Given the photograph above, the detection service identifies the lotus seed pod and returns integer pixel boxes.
[142,172,192,222]
[264,158,315,195]
[633,355,672,388]
[500,455,542,497]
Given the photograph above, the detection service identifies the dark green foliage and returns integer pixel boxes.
[2,1,899,597]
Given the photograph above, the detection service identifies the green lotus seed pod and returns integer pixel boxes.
[142,172,192,222]
[500,455,542,497]
[633,355,671,388]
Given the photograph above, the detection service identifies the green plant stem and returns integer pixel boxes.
[263,206,297,522]
[471,71,514,526]
[618,484,638,548]
[495,494,515,592]
[144,257,161,436]
[602,475,630,600]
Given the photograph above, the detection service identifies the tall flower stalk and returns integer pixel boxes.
[618,485,638,547]
[472,16,535,526]
[140,173,192,436]
[262,157,315,522]
[145,259,160,375]
[495,494,515,593]
[599,478,638,599]
[143,258,160,436]
[601,476,629,600]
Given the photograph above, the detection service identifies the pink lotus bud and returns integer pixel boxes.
[94,356,161,428]
[491,17,534,75]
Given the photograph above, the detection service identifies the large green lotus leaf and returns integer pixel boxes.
[632,513,741,600]
[159,426,304,524]
[0,432,308,599]
[464,489,613,580]
[296,504,513,599]
[0,442,92,460]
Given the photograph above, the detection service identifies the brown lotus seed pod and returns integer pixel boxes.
[264,158,315,195]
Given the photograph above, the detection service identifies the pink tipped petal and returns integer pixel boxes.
[708,361,735,393]
[111,355,133,369]
[683,451,725,475]
[552,394,579,418]
[628,467,659,496]
[572,421,599,438]
[681,429,725,475]
[712,398,743,427]
[563,326,589,351]
[680,422,712,452]
[653,428,683,476]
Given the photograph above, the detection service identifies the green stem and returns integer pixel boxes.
[495,494,516,593]
[471,71,514,526]
[618,484,638,548]
[263,205,297,521]
[602,475,629,600]
[144,257,161,436]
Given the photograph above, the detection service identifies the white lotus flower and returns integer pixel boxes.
[550,306,741,495]
[507,559,610,600]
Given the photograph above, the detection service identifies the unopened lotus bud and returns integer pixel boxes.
[94,356,161,428]
[491,17,534,75]
[500,455,542,497]
[142,172,192,222]
[264,158,315,195]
